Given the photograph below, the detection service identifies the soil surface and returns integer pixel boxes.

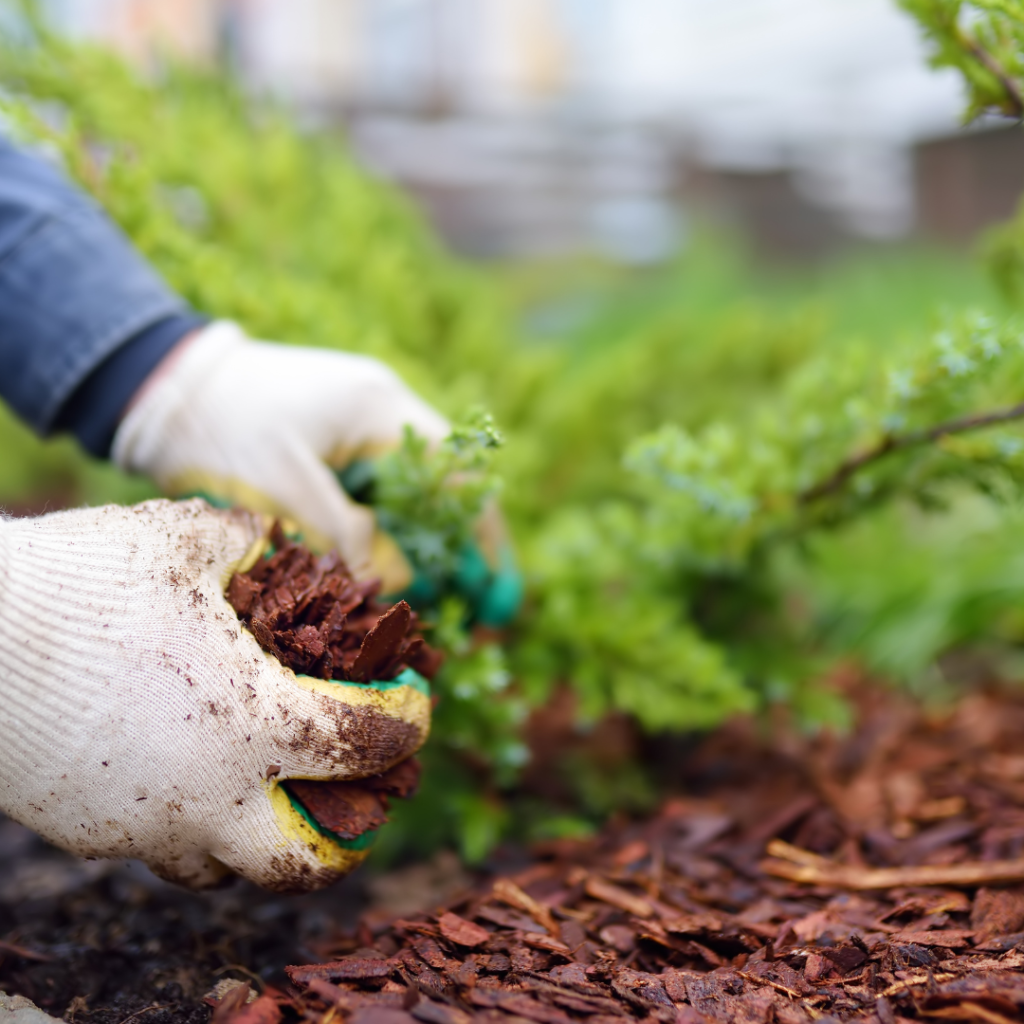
[6,680,1024,1024]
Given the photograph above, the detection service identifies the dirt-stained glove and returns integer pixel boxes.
[112,322,450,592]
[0,499,430,892]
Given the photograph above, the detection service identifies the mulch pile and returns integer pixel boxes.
[8,680,1024,1024]
[254,678,1024,1024]
[226,523,440,840]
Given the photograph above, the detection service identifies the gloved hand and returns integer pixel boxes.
[112,321,450,592]
[0,499,430,892]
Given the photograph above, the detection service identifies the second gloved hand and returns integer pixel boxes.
[0,499,430,891]
[112,322,450,590]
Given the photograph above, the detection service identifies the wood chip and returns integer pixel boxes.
[286,959,399,983]
[437,912,490,949]
[890,929,974,948]
[761,855,1024,890]
[492,878,559,935]
[584,878,653,918]
[350,602,413,683]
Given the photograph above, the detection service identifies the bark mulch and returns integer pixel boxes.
[226,522,442,685]
[7,680,1024,1024]
[226,525,441,840]
[268,679,1024,1024]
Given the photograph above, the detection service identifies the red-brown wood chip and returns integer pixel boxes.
[286,960,400,984]
[286,781,389,841]
[350,602,413,682]
[437,912,491,949]
[286,759,422,840]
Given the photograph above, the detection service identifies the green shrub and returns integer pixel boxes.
[6,3,1024,860]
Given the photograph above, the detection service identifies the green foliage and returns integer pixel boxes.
[898,1,1024,300]
[612,310,1024,714]
[899,0,1024,120]
[515,503,753,732]
[512,305,1024,737]
[627,310,1024,562]
[374,411,504,594]
[504,239,1002,515]
[785,499,1024,687]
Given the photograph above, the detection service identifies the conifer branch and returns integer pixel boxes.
[961,29,1024,118]
[799,399,1024,504]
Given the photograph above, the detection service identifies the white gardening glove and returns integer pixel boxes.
[112,322,450,593]
[0,499,430,892]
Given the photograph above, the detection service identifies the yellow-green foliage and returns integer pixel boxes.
[898,1,1024,300]
[0,21,537,510]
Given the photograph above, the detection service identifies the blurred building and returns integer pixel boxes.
[914,123,1024,245]
[45,0,223,64]
[44,0,1005,262]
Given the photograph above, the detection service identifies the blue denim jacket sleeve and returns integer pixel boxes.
[0,136,203,456]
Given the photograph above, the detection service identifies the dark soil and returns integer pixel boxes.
[6,680,1024,1024]
[0,821,368,1024]
[226,524,439,839]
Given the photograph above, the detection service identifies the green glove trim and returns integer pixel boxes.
[183,489,232,509]
[297,667,430,697]
[447,541,523,628]
[383,540,523,627]
[474,543,524,628]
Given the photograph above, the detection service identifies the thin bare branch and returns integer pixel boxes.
[762,836,1024,888]
[798,399,1024,504]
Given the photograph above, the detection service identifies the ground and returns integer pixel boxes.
[4,678,1024,1024]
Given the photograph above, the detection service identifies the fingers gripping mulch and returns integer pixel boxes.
[227,522,442,684]
[226,524,440,838]
[271,685,1024,1024]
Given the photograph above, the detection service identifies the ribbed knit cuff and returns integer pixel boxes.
[0,521,9,624]
[53,312,208,458]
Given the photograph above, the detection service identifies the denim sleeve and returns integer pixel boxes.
[0,136,197,451]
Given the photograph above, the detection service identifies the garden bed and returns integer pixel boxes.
[4,677,1024,1024]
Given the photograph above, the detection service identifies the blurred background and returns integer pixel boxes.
[38,0,1018,261]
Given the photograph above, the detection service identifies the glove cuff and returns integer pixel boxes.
[0,514,10,623]
[111,320,248,475]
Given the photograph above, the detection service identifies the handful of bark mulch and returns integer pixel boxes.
[226,522,441,841]
[278,680,1024,1024]
[227,521,441,684]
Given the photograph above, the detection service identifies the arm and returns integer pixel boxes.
[0,137,517,611]
[0,136,447,589]
[0,136,204,456]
